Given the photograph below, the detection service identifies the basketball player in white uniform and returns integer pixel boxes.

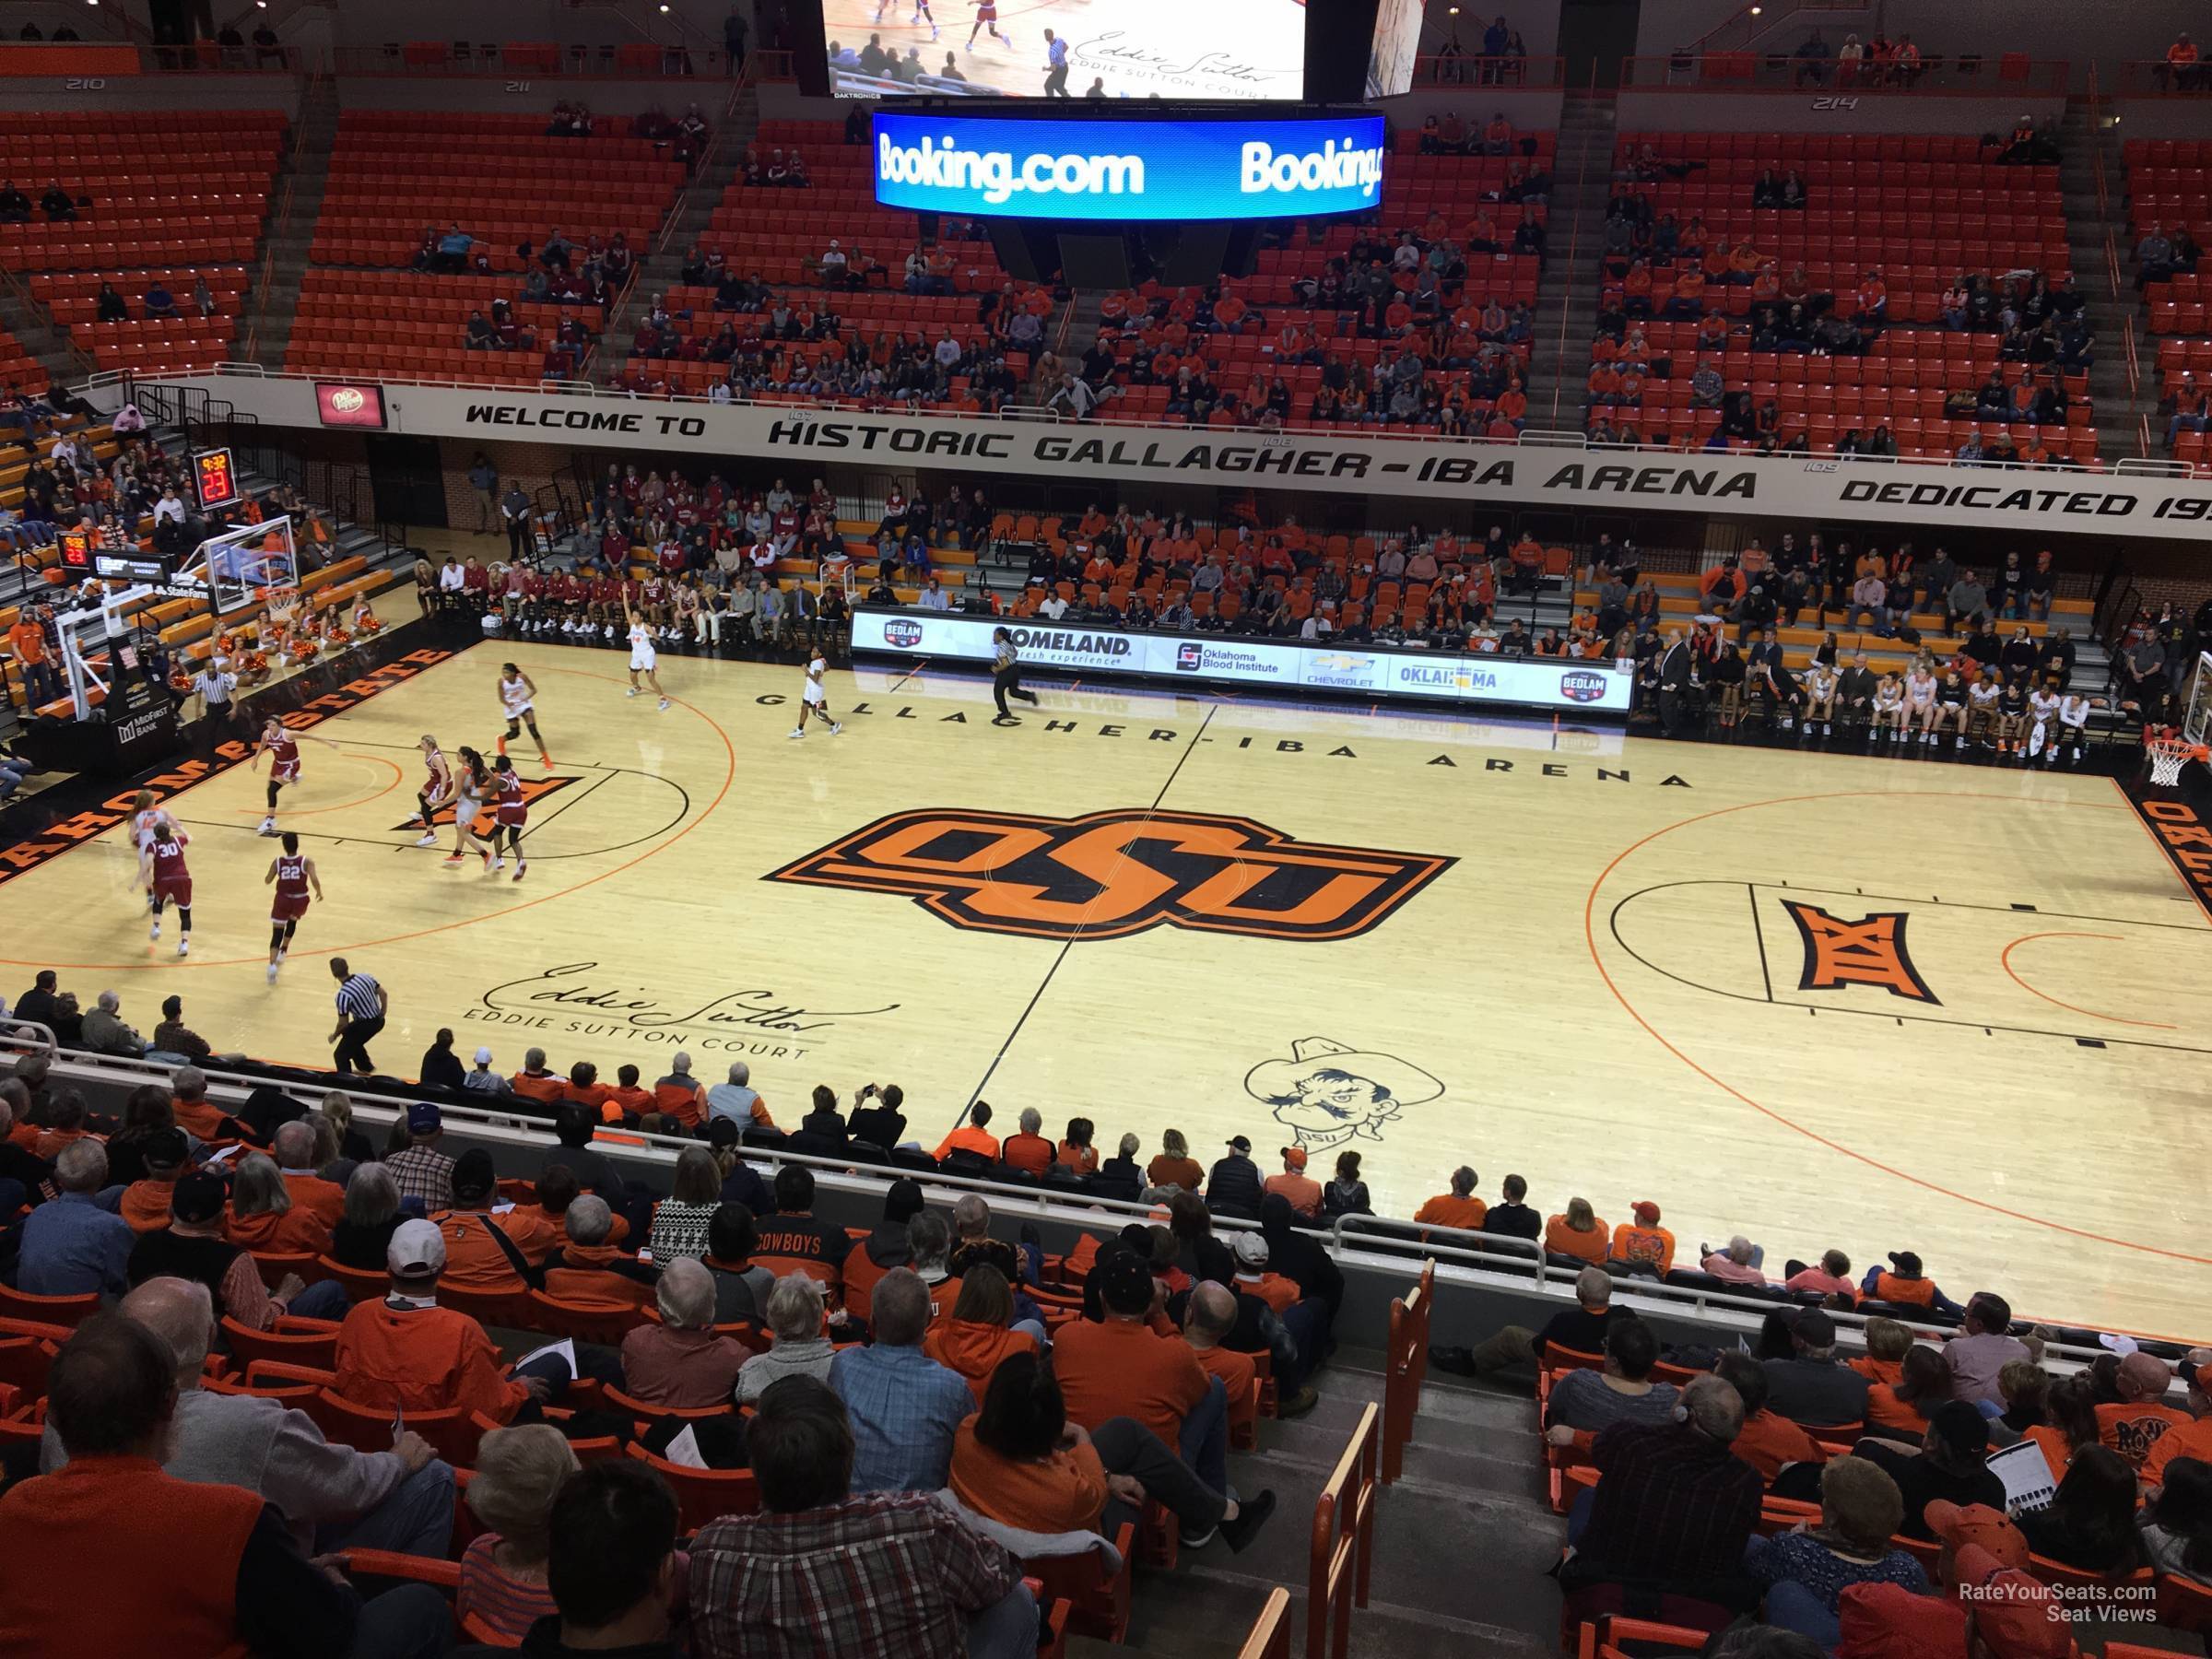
[126,789,182,905]
[2027,685,2060,761]
[410,735,451,848]
[1803,661,1838,738]
[1905,665,1938,744]
[2057,692,2092,763]
[429,746,497,869]
[497,664,552,767]
[622,594,669,711]
[789,645,841,739]
[1967,673,2003,751]
[1872,674,1905,742]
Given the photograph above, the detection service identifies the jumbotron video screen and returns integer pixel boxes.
[825,0,1308,100]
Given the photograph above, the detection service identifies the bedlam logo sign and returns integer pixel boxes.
[766,807,1455,942]
[881,618,924,648]
[1559,671,1608,704]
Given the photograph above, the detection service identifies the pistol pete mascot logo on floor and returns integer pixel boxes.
[764,807,1453,942]
[1243,1037,1446,1154]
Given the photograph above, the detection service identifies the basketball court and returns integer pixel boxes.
[6,629,2207,1339]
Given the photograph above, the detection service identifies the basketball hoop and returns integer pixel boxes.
[2146,731,2207,789]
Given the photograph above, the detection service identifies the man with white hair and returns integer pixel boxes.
[998,1106,1054,1177]
[44,1277,456,1555]
[947,1193,1021,1285]
[830,1267,973,1492]
[543,1194,660,1309]
[18,1139,131,1295]
[271,1120,345,1230]
[705,1060,773,1131]
[1698,1234,1769,1288]
[618,1255,747,1409]
[1562,1372,1761,1601]
[1431,1265,1621,1380]
[653,1050,708,1128]
[78,988,145,1056]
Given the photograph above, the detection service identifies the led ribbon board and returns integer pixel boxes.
[871,111,1387,222]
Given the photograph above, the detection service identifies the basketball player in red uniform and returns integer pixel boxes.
[140,823,194,957]
[262,830,324,982]
[488,754,530,881]
[253,716,338,836]
[409,735,452,849]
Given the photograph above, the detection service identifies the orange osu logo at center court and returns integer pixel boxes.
[1783,900,1939,1004]
[765,808,1455,942]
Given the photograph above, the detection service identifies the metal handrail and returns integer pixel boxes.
[323,43,740,78]
[1619,53,2070,96]
[1236,1590,1293,1659]
[1407,53,1566,90]
[1308,1404,1379,1659]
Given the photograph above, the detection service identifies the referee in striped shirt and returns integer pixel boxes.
[992,627,1039,723]
[328,957,389,1076]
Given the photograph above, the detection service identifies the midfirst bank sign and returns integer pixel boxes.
[107,373,2212,538]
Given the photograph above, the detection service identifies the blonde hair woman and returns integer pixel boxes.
[457,1425,580,1643]
[1146,1128,1204,1195]
[1543,1195,1610,1265]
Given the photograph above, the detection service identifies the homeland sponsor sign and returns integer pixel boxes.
[113,373,2212,538]
[850,606,1635,713]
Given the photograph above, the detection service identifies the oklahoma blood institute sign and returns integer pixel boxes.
[116,371,2212,540]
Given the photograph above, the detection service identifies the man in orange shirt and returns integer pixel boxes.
[432,1148,557,1288]
[1230,1232,1301,1316]
[2141,1361,2212,1493]
[2096,1352,2192,1469]
[652,1052,708,1128]
[1608,1200,1676,1277]
[335,1219,560,1420]
[542,1195,658,1309]
[1714,1352,1824,1484]
[1182,1281,1261,1443]
[997,1107,1054,1177]
[1413,1166,1486,1233]
[269,1121,346,1230]
[603,1063,653,1122]
[6,607,57,712]
[509,1046,565,1105]
[1056,1255,1265,1547]
[934,1100,1000,1162]
[1262,1147,1322,1218]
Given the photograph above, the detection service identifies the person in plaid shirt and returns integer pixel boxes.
[385,1102,456,1213]
[689,1375,1036,1659]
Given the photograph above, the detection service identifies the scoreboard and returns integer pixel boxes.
[192,447,241,511]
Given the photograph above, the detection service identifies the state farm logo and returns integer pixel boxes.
[765,807,1454,942]
[882,618,924,648]
[328,387,366,415]
[1559,671,1607,703]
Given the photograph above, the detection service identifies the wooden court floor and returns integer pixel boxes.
[6,633,2207,1340]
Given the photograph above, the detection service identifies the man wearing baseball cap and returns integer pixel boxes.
[334,1218,560,1423]
[1608,1200,1676,1277]
[1764,1308,1871,1429]
[385,1100,454,1211]
[1230,1231,1301,1316]
[1852,1401,2006,1537]
[1205,1135,1265,1220]
[1860,1250,1965,1318]
[127,1169,349,1328]
[1834,1501,2067,1659]
[2142,1359,2212,1491]
[1263,1146,1322,1218]
[462,1044,506,1096]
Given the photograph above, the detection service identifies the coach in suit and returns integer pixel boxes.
[1656,628,1695,735]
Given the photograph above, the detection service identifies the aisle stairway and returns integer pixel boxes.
[2056,99,2150,462]
[245,76,342,371]
[1078,1354,1561,1659]
[1524,90,1617,430]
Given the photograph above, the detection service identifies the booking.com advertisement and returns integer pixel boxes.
[850,606,1634,713]
[871,112,1386,222]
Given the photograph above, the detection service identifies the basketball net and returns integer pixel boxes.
[2146,731,2206,789]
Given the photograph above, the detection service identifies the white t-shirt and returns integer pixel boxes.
[803,654,827,705]
[629,623,655,666]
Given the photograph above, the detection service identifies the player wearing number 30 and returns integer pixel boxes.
[489,754,529,882]
[263,831,324,982]
[623,593,669,712]
[253,717,339,837]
